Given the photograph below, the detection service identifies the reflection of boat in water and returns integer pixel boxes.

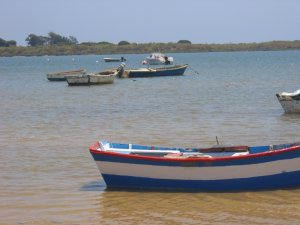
[104,57,126,62]
[121,64,188,78]
[47,69,86,81]
[143,53,173,65]
[276,89,300,113]
[89,140,300,191]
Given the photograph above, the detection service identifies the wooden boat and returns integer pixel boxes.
[89,140,300,191]
[143,53,174,65]
[66,64,125,86]
[46,69,86,81]
[66,70,117,86]
[104,57,126,62]
[276,89,300,113]
[121,64,188,78]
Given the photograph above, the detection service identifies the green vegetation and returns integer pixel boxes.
[178,40,192,44]
[25,32,78,46]
[0,38,17,47]
[118,40,131,45]
[1,39,300,57]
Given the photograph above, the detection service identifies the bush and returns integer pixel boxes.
[118,40,130,45]
[178,40,192,44]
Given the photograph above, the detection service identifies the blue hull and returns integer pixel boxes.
[102,171,300,191]
[47,77,66,81]
[128,64,188,78]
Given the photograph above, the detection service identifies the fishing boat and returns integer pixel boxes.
[143,53,174,65]
[89,140,300,191]
[276,89,300,113]
[121,64,188,78]
[66,70,117,86]
[104,57,126,62]
[46,69,86,81]
[66,64,125,86]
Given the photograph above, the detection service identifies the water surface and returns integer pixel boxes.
[1,51,300,224]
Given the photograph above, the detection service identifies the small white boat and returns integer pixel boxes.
[47,69,86,81]
[143,53,173,65]
[276,89,300,113]
[104,57,126,62]
[66,71,117,86]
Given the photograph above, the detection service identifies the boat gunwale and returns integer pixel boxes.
[89,142,300,163]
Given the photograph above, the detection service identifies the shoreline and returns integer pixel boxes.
[0,40,300,57]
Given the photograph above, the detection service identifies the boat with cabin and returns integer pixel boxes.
[143,53,174,65]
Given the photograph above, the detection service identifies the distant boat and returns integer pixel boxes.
[276,89,300,113]
[47,69,86,81]
[66,71,117,86]
[104,57,126,62]
[121,64,188,78]
[143,53,174,65]
[89,140,300,191]
[66,64,125,86]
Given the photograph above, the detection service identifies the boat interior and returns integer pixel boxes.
[97,141,300,158]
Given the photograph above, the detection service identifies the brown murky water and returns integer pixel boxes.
[1,51,300,224]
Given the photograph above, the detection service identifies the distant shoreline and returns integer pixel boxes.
[0,40,300,57]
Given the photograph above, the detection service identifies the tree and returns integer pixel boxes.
[0,38,6,47]
[69,36,78,44]
[178,40,192,44]
[26,34,48,46]
[6,40,16,46]
[48,32,78,45]
[118,40,130,45]
[0,38,17,47]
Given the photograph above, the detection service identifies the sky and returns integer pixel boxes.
[1,0,300,46]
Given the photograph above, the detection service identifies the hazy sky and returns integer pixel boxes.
[1,0,300,46]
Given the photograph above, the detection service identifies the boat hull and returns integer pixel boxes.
[104,58,126,62]
[46,69,86,81]
[277,100,300,113]
[276,90,300,113]
[101,171,300,191]
[125,64,188,78]
[66,74,115,86]
[90,144,300,191]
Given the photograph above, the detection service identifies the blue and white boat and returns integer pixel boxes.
[89,140,300,191]
[121,64,188,78]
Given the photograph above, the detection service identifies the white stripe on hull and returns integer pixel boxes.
[96,157,300,180]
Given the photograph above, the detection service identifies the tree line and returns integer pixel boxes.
[1,32,192,47]
[0,32,300,56]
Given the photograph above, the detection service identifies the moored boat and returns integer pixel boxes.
[104,57,126,62]
[66,64,125,86]
[46,69,86,81]
[66,70,117,86]
[276,89,300,113]
[89,140,300,191]
[143,53,174,65]
[121,64,188,78]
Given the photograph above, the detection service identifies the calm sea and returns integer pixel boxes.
[1,51,300,224]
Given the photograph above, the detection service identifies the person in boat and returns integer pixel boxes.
[121,57,126,62]
[164,56,170,65]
